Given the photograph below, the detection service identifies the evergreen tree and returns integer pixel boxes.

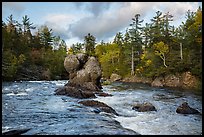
[84,33,96,56]
[129,14,144,75]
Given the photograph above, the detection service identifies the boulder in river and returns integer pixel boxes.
[176,102,200,114]
[55,53,103,99]
[132,102,157,112]
[65,54,102,90]
[79,100,119,116]
[54,86,96,99]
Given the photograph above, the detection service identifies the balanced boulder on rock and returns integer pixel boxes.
[55,53,103,99]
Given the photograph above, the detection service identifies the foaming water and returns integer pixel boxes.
[95,82,202,135]
[2,81,202,135]
[2,81,138,135]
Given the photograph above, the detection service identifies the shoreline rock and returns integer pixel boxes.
[110,73,122,82]
[121,71,200,91]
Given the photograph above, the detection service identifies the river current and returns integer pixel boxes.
[2,80,202,135]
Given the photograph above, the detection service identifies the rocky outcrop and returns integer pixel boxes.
[110,73,122,82]
[151,77,164,87]
[41,69,51,80]
[176,102,200,114]
[132,102,157,112]
[150,72,199,90]
[55,53,103,98]
[164,74,180,87]
[78,100,118,116]
[181,72,198,89]
[122,71,199,90]
[67,55,102,90]
[122,76,152,84]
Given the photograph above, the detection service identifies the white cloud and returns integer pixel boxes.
[158,2,199,20]
[44,13,76,27]
[4,2,200,46]
[2,2,25,18]
[68,2,159,42]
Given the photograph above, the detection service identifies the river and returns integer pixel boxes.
[2,80,202,135]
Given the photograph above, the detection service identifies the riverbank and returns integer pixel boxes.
[105,72,202,94]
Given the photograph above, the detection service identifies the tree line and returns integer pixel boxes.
[2,7,202,84]
[70,7,202,83]
[2,15,68,81]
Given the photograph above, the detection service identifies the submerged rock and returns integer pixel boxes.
[176,102,200,114]
[95,92,113,97]
[79,100,119,116]
[132,102,157,112]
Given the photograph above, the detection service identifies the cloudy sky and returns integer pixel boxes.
[2,2,202,48]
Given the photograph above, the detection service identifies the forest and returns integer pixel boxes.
[2,7,202,90]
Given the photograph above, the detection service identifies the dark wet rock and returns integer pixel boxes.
[95,92,113,97]
[153,93,183,101]
[132,102,157,112]
[110,73,122,82]
[79,100,119,116]
[176,102,200,114]
[93,108,101,113]
[54,86,96,99]
[2,128,31,135]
